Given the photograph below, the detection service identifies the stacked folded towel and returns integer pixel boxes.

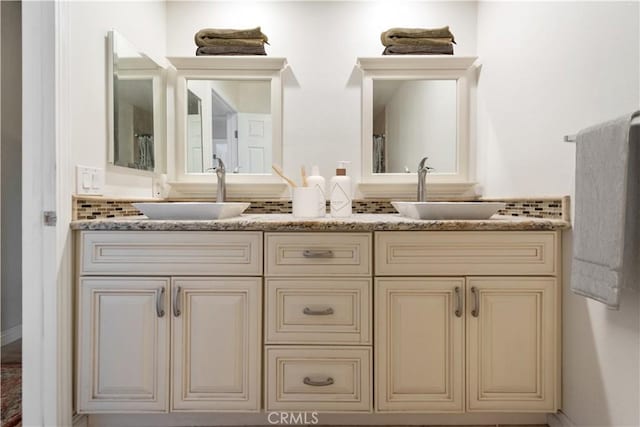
[195,27,268,56]
[381,26,456,55]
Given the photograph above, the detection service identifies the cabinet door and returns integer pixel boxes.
[467,277,558,412]
[375,278,465,413]
[171,277,262,411]
[77,277,169,413]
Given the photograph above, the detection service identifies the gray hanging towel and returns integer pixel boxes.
[571,111,640,309]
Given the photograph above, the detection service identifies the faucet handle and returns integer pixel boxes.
[418,157,435,172]
[418,156,428,170]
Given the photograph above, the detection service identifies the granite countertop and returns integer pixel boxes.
[70,214,570,232]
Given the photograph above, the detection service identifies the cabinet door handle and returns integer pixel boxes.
[303,307,334,316]
[172,286,181,317]
[471,286,479,317]
[156,287,165,318]
[454,286,462,318]
[302,249,334,258]
[303,376,334,387]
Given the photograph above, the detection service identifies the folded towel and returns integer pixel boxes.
[195,27,268,47]
[196,45,266,56]
[195,38,266,47]
[571,111,640,309]
[383,44,453,55]
[381,26,456,45]
[381,35,454,47]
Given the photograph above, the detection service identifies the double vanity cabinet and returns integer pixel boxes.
[75,227,561,415]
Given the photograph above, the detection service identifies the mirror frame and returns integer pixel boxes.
[168,56,287,198]
[106,30,166,175]
[357,56,478,199]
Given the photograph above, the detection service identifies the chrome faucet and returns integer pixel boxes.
[417,157,434,202]
[213,156,226,202]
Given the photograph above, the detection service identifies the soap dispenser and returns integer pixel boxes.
[306,165,326,217]
[330,161,352,217]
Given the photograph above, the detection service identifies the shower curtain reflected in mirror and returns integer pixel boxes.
[135,134,154,171]
[373,134,386,173]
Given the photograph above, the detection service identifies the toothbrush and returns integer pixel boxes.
[272,164,298,188]
[301,166,308,187]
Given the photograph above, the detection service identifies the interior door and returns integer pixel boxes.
[237,113,272,173]
[187,114,204,172]
[375,277,465,412]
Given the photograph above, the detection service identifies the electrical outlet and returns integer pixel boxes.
[76,165,104,195]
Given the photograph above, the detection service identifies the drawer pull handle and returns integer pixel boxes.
[172,286,181,317]
[303,376,334,387]
[156,287,165,318]
[454,286,462,318]
[302,249,334,258]
[303,307,334,316]
[471,286,480,317]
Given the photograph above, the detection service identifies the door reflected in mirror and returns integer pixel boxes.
[372,79,457,174]
[108,30,163,172]
[186,79,272,174]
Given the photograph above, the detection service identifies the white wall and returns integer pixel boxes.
[477,2,640,426]
[1,0,22,338]
[67,1,167,197]
[166,0,477,181]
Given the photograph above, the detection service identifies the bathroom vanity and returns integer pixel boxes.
[72,214,566,418]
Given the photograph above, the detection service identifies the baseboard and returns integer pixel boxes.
[548,411,576,427]
[88,412,549,427]
[1,324,22,346]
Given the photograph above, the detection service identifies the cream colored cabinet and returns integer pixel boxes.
[264,232,373,412]
[77,277,170,413]
[375,278,465,413]
[75,229,562,416]
[466,277,558,412]
[374,231,561,414]
[171,277,262,411]
[77,231,263,414]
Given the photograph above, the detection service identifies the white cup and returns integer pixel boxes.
[292,187,322,218]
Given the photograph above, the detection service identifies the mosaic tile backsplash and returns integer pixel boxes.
[496,199,565,219]
[73,196,569,221]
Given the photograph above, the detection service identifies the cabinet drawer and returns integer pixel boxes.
[265,346,372,412]
[79,231,262,276]
[265,278,371,344]
[265,233,372,276]
[375,231,558,276]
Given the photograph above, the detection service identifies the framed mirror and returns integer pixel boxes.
[169,57,287,197]
[107,30,165,173]
[358,56,477,198]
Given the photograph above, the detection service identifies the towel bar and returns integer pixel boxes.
[564,118,639,143]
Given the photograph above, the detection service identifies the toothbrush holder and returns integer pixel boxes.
[292,187,323,218]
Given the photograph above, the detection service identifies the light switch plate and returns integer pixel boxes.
[76,165,104,195]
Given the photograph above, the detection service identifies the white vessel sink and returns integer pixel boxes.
[132,202,250,220]
[391,201,506,220]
